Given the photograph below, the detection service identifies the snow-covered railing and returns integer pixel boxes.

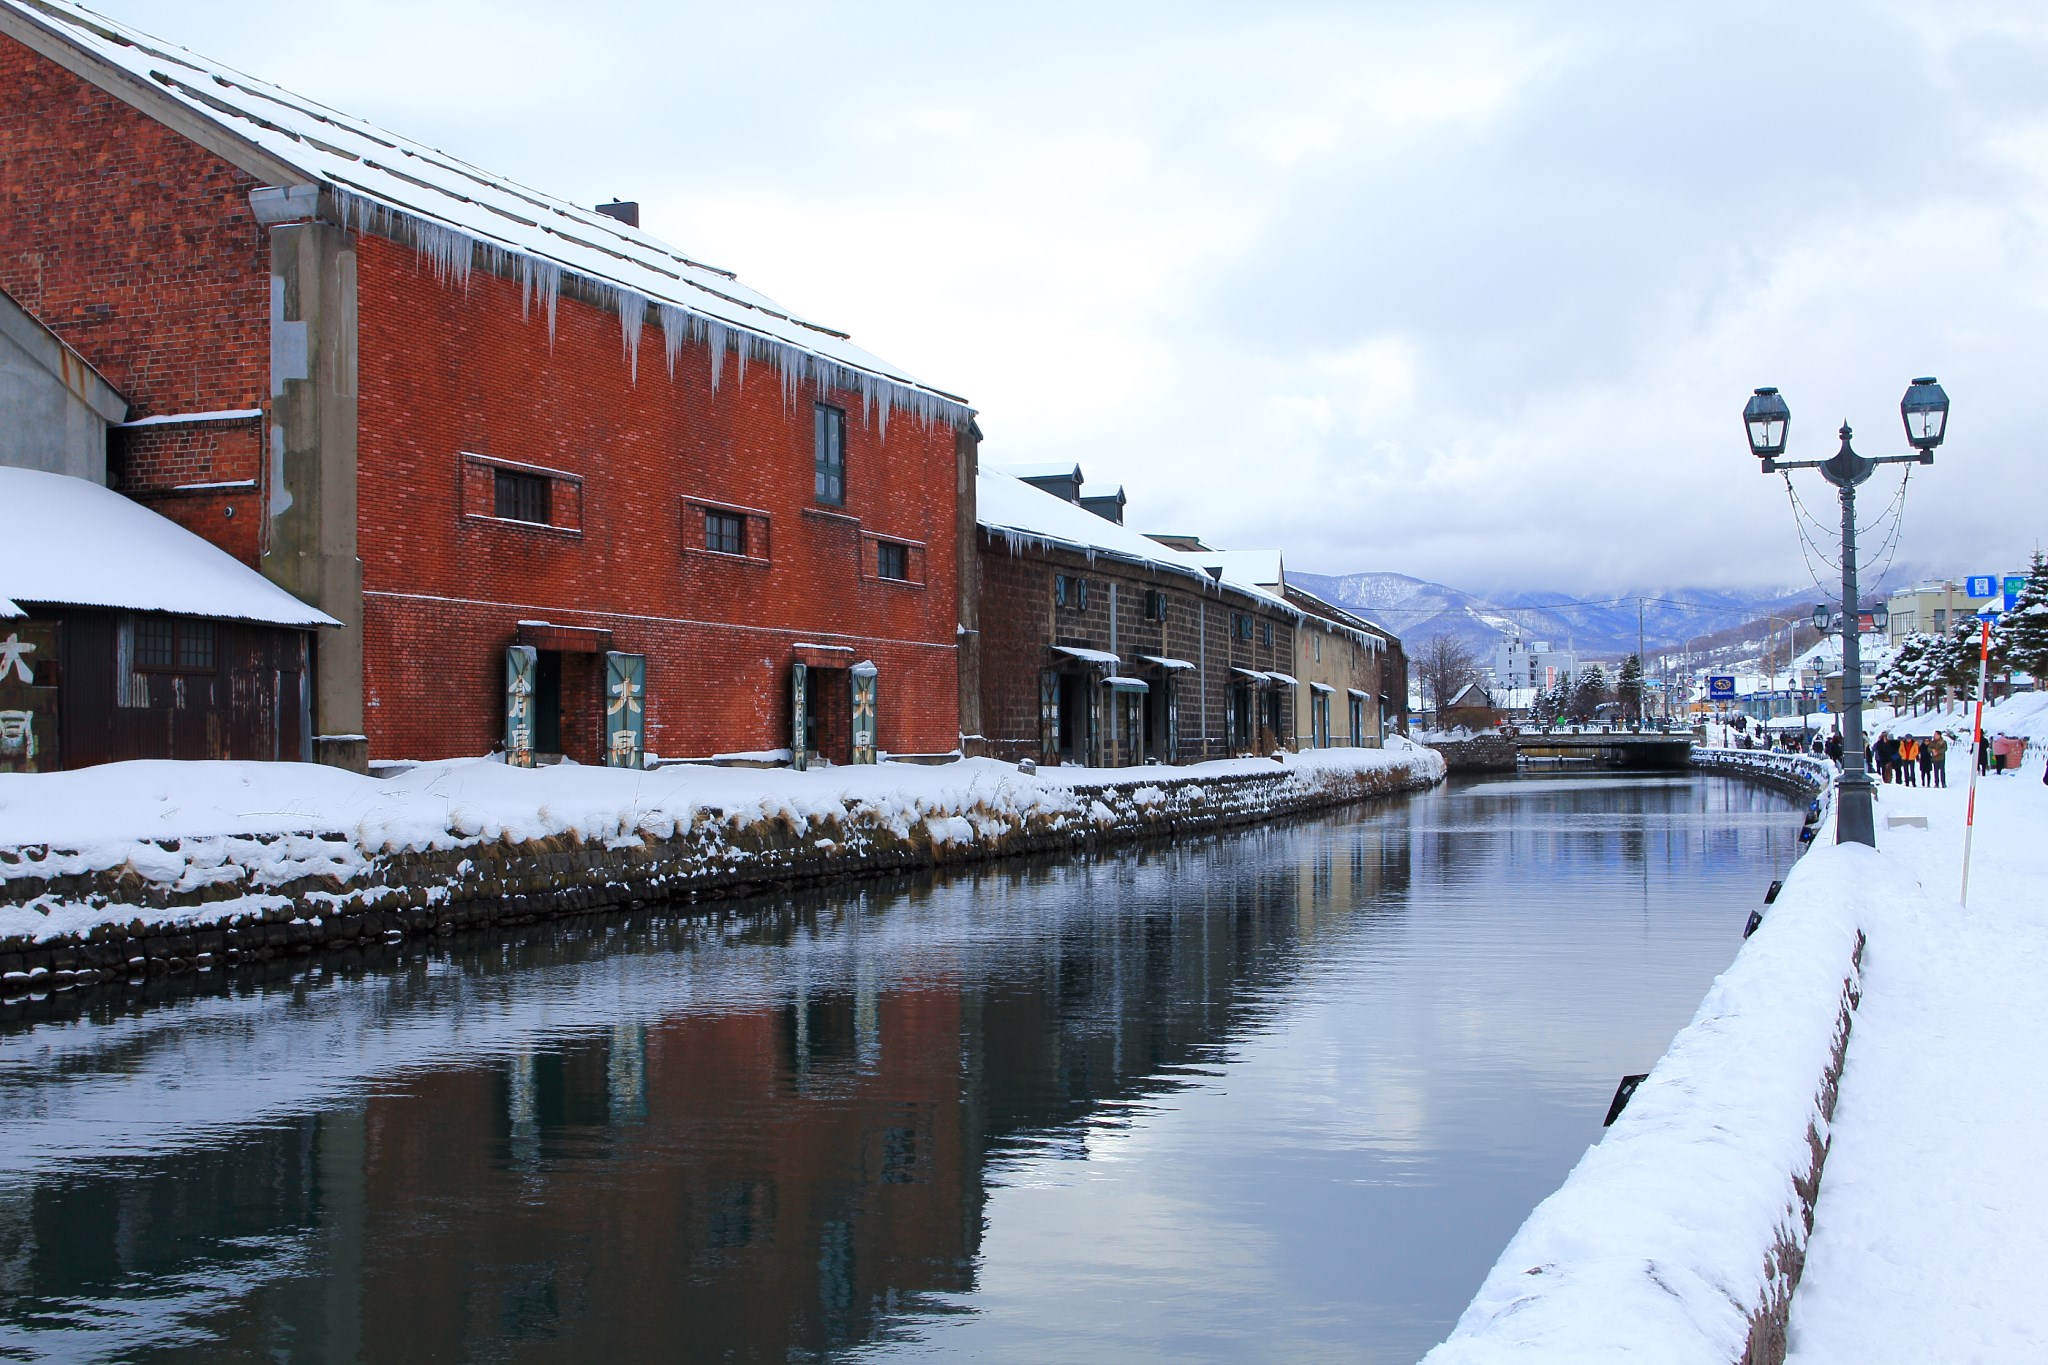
[1428,754,1859,1365]
[1690,746,1834,799]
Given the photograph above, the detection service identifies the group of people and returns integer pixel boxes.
[1979,733,2031,777]
[1871,731,1948,787]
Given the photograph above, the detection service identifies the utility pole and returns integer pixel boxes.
[1636,598,1646,724]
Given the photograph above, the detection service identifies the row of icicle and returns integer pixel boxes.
[336,190,970,439]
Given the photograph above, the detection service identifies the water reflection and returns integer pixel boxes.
[0,772,1798,1362]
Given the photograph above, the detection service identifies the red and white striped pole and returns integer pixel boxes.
[1960,616,1992,906]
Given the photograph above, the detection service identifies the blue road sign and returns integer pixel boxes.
[1966,575,1999,598]
[1708,675,1736,700]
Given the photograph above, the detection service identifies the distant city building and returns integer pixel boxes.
[1884,578,2005,645]
[1491,633,1577,692]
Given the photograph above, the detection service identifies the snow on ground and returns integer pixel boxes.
[1784,737,2048,1364]
[0,743,1442,942]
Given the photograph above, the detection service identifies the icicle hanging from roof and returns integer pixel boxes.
[611,285,646,383]
[328,187,972,429]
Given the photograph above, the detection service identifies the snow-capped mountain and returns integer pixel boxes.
[1291,570,1820,660]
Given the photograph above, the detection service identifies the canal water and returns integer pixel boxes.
[0,770,1800,1363]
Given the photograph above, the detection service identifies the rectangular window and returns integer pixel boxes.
[1144,589,1167,621]
[494,468,551,524]
[1262,621,1275,648]
[877,540,910,581]
[705,509,746,556]
[134,616,216,672]
[814,403,846,505]
[1054,575,1069,607]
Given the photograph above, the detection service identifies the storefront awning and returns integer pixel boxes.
[1052,645,1121,666]
[1308,681,1334,694]
[1104,676,1150,693]
[1266,672,1300,687]
[1347,688,1371,701]
[1230,666,1269,682]
[1138,654,1195,671]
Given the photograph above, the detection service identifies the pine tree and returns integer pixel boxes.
[1616,654,1645,723]
[1993,551,2048,684]
[1570,664,1609,721]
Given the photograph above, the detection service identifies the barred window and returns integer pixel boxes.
[494,468,550,524]
[705,510,746,556]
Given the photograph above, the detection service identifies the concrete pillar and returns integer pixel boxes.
[955,418,984,756]
[255,188,364,771]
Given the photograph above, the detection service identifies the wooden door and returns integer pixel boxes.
[505,645,537,767]
[604,651,646,768]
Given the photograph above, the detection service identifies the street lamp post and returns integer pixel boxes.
[1744,379,1948,846]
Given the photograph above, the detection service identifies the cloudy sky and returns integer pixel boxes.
[97,0,2048,593]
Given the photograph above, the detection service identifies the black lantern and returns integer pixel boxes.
[1813,603,1833,632]
[1900,376,1949,451]
[1744,386,1791,461]
[1870,601,1889,633]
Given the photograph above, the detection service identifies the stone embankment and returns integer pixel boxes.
[0,749,1442,996]
[1428,747,1850,1365]
[1418,734,1519,772]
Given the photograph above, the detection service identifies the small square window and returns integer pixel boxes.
[814,404,846,506]
[877,540,910,581]
[706,510,746,556]
[494,469,550,524]
[135,616,175,668]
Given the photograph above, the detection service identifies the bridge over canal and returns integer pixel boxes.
[1514,729,1697,768]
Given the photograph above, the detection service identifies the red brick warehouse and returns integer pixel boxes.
[0,0,979,770]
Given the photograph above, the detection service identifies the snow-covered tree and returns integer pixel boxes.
[1993,552,2048,684]
[1615,654,1645,722]
[1570,664,1609,721]
[1876,634,1941,713]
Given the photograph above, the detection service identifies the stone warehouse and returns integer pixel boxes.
[0,0,977,772]
[974,468,1305,766]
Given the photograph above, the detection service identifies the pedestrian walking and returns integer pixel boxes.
[1926,732,1946,788]
[1900,735,1919,787]
[1979,732,1993,775]
[1826,731,1843,765]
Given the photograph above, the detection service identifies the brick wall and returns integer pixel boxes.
[352,233,964,762]
[0,33,268,422]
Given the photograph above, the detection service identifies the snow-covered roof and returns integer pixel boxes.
[977,471,1300,618]
[1138,655,1195,671]
[1051,645,1119,666]
[0,468,339,626]
[0,0,969,430]
[1176,548,1284,589]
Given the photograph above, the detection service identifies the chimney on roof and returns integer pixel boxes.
[595,200,640,228]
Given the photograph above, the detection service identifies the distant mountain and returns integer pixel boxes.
[1290,570,1817,661]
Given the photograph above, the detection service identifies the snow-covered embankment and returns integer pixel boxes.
[0,745,1443,991]
[1428,748,1849,1365]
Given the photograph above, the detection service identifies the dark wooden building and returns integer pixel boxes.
[0,467,336,771]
